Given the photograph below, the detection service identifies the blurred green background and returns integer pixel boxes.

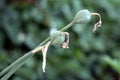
[0,0,120,80]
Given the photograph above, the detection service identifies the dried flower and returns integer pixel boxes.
[91,13,102,32]
[50,31,69,48]
[50,31,65,46]
[60,32,69,48]
[73,9,102,32]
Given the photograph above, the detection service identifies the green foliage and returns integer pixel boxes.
[0,0,120,80]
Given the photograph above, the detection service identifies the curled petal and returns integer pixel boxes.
[61,32,69,48]
[91,13,102,32]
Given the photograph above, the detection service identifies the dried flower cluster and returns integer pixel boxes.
[74,9,102,32]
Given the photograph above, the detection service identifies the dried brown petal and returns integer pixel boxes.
[61,32,69,48]
[91,13,102,32]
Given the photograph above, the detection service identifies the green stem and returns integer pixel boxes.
[37,37,50,47]
[0,52,33,78]
[1,52,33,80]
[60,21,75,31]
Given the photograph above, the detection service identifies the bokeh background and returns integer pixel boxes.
[0,0,120,80]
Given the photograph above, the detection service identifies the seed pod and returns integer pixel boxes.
[73,9,91,24]
[50,31,66,46]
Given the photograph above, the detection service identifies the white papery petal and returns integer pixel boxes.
[42,41,51,72]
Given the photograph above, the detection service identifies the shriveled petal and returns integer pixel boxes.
[91,13,102,32]
[93,20,102,32]
[61,32,69,49]
[41,41,51,72]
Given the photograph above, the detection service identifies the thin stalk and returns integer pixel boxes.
[1,52,33,80]
[0,52,33,78]
[37,37,50,47]
[60,21,74,31]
